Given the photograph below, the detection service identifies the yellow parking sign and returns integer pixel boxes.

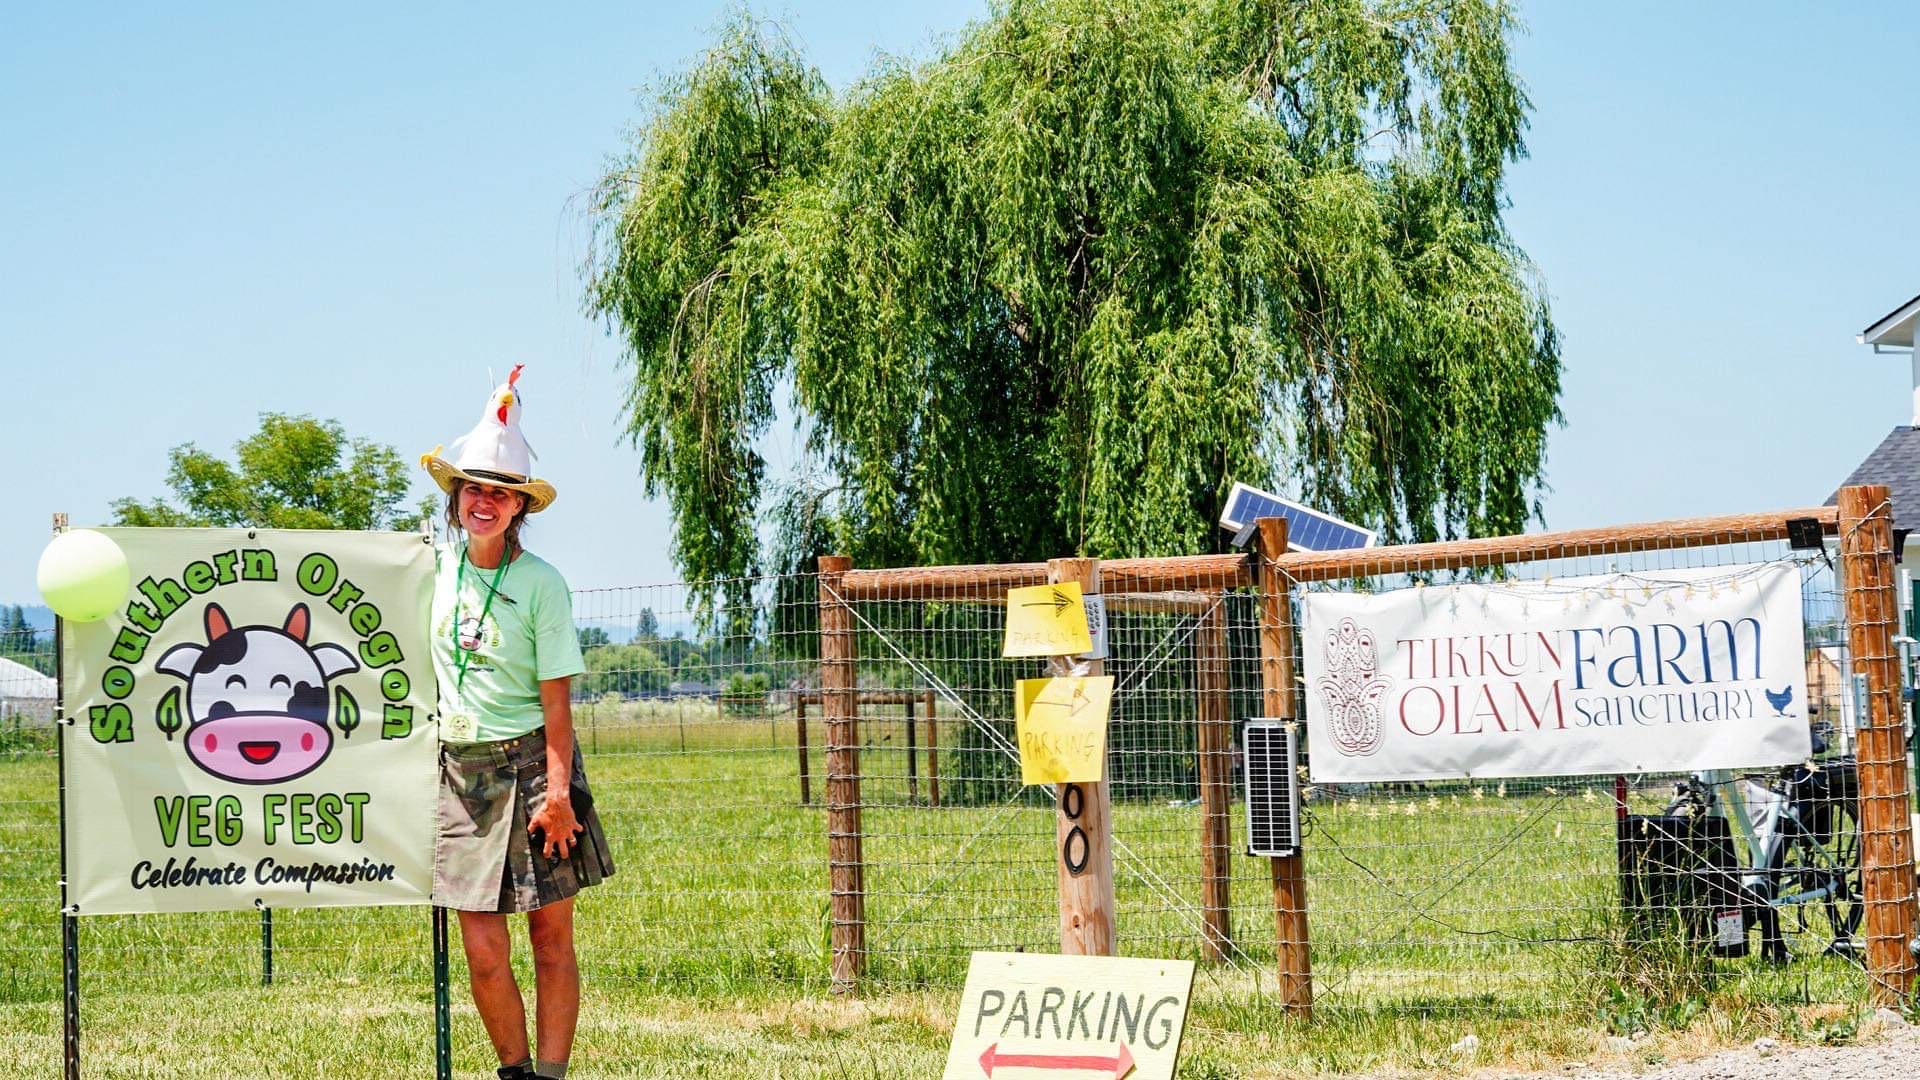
[944,951,1195,1079]
[1002,582,1094,657]
[1015,676,1112,785]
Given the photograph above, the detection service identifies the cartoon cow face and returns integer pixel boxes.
[156,603,359,784]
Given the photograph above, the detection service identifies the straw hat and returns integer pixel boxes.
[420,365,557,512]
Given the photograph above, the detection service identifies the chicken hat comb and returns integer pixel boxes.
[420,364,557,512]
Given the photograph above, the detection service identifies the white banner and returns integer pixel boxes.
[1301,563,1811,782]
[61,528,439,915]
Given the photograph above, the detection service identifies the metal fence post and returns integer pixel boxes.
[1254,516,1313,1017]
[819,555,865,991]
[53,512,81,1080]
[432,906,452,1080]
[906,694,919,803]
[260,905,273,985]
[1838,484,1919,1005]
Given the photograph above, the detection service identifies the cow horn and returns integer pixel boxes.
[285,604,309,642]
[204,604,230,641]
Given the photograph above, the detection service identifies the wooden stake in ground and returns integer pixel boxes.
[1837,485,1918,1005]
[1049,557,1115,956]
[818,554,865,991]
[925,688,940,809]
[794,694,810,806]
[1254,517,1312,1017]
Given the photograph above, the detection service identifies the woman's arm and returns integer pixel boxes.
[528,676,584,860]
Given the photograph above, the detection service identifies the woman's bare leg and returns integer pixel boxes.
[458,909,530,1065]
[526,898,580,1068]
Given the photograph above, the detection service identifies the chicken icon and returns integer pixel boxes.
[1764,685,1794,717]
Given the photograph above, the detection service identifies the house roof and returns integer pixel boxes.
[1829,426,1920,531]
[1860,293,1920,348]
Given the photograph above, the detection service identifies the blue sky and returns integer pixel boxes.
[6,2,1917,606]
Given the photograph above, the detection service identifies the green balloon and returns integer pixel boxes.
[37,529,130,623]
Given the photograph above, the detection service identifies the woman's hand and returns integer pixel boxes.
[533,676,583,860]
[529,791,585,860]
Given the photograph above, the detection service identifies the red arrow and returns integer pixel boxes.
[978,1041,1135,1078]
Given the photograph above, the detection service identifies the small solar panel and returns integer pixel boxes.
[1218,481,1376,552]
[1243,720,1300,857]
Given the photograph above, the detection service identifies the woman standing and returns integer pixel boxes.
[421,367,614,1080]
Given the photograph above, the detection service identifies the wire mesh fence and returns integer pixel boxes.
[0,499,1912,1029]
[814,527,1894,1014]
[1279,526,1867,1015]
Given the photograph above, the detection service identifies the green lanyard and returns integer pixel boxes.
[451,546,509,691]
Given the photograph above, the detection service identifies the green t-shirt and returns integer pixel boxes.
[431,543,585,743]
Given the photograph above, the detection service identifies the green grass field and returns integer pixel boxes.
[0,703,1877,1077]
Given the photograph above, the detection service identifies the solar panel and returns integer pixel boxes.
[1243,720,1300,857]
[1217,481,1376,552]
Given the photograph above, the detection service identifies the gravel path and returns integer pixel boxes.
[1500,1014,1919,1080]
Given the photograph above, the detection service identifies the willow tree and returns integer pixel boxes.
[590,0,1561,586]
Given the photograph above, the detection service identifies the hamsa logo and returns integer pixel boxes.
[1315,618,1391,757]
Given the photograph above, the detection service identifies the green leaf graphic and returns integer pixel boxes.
[155,687,183,741]
[335,687,361,739]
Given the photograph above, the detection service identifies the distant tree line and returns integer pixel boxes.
[573,610,781,719]
[575,610,738,700]
[0,606,51,677]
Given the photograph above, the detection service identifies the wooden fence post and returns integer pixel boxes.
[1051,557,1115,956]
[1838,485,1918,1005]
[1196,599,1234,962]
[1254,517,1312,1016]
[818,555,864,991]
[795,694,811,806]
[925,688,940,808]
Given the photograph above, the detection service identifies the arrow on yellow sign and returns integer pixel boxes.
[978,1041,1134,1077]
[1014,676,1112,785]
[1003,582,1094,657]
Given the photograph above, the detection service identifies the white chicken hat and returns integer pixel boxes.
[420,364,557,512]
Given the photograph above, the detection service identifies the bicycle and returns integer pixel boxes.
[1662,729,1861,964]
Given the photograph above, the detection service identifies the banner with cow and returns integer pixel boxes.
[60,528,438,915]
[1300,563,1811,783]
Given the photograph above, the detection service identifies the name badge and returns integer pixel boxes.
[443,711,476,742]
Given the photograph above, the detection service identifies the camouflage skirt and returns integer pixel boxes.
[435,727,615,913]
